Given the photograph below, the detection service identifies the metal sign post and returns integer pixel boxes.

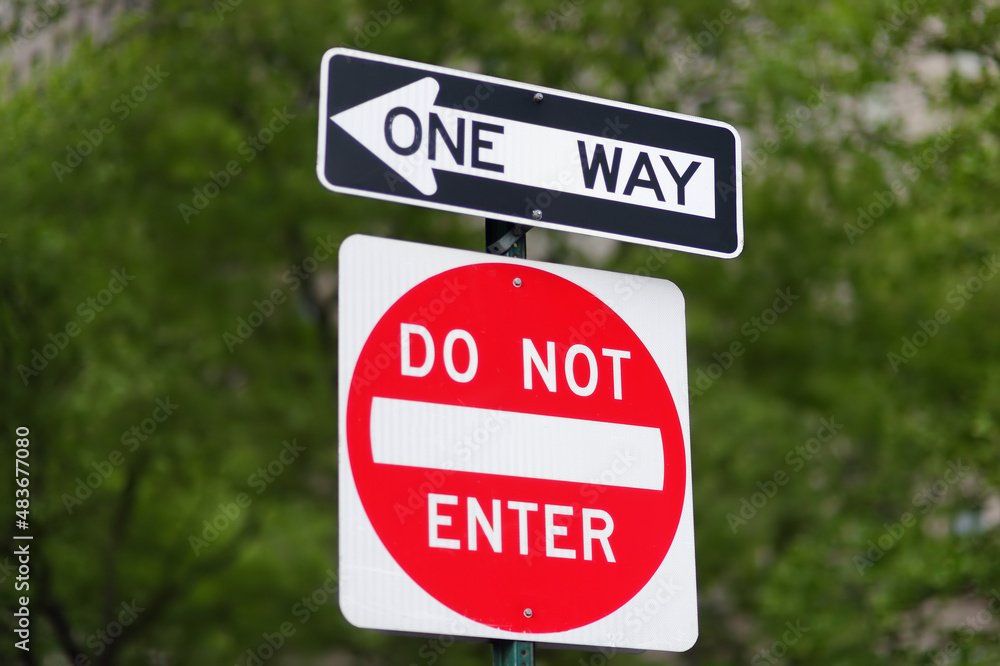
[493,640,533,666]
[486,220,528,259]
[486,219,530,666]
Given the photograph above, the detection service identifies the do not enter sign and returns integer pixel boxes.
[350,263,683,631]
[338,235,696,651]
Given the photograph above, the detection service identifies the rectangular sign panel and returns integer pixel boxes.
[318,49,743,258]
[338,235,697,651]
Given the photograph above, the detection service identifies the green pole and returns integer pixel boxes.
[492,640,534,666]
[485,219,528,258]
[485,218,532,666]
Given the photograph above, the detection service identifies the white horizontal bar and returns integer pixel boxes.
[370,397,664,490]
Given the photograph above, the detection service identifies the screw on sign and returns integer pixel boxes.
[345,260,687,634]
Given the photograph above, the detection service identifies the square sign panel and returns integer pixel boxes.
[338,235,696,651]
[318,48,742,258]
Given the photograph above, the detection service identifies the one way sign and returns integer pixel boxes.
[317,48,743,258]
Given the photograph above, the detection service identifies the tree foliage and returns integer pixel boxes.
[2,0,999,664]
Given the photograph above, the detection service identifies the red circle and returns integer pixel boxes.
[346,263,685,633]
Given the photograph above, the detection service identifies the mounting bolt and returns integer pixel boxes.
[523,608,533,618]
[533,92,543,102]
[531,209,542,220]
[513,277,522,287]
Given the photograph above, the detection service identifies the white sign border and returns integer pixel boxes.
[337,234,697,652]
[317,48,743,259]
